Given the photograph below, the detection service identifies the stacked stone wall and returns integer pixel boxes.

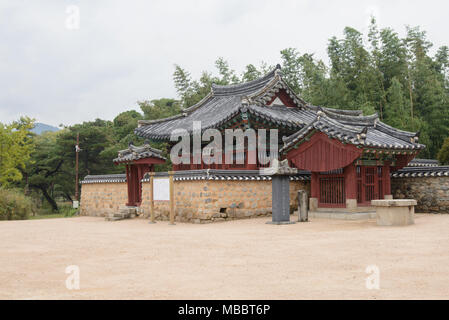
[140,180,310,223]
[79,175,449,222]
[80,179,310,223]
[391,177,449,213]
[80,182,128,217]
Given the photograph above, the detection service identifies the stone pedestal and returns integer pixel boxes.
[309,198,318,211]
[371,199,417,226]
[346,199,357,209]
[262,159,298,225]
[269,175,293,224]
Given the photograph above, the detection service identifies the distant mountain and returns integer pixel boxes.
[31,123,60,135]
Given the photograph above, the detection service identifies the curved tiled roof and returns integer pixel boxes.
[113,143,166,163]
[391,166,449,178]
[80,165,449,184]
[141,169,311,182]
[211,66,280,97]
[407,158,439,167]
[136,96,243,140]
[81,174,126,184]
[280,110,424,153]
[135,65,424,153]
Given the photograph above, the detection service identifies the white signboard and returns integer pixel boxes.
[153,177,170,201]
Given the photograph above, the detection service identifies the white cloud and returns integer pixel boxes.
[0,0,448,126]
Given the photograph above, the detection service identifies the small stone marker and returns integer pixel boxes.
[297,190,308,222]
[371,199,417,226]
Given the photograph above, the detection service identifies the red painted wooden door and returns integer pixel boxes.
[357,166,384,206]
[318,170,346,208]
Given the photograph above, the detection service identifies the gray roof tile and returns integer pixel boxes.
[113,143,166,163]
[135,66,424,153]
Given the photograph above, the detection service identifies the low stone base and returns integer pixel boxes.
[266,221,296,225]
[309,198,318,211]
[105,206,137,221]
[160,208,273,224]
[371,199,416,226]
[309,211,376,220]
[346,199,357,209]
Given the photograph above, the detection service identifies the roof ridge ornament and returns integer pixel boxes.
[316,107,325,120]
[241,96,251,106]
[413,130,420,143]
[274,64,283,77]
[361,126,368,137]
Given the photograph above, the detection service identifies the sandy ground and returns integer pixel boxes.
[0,214,448,300]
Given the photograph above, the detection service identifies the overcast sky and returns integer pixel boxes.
[1,0,448,127]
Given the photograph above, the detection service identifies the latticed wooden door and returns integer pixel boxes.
[357,166,384,206]
[318,169,346,208]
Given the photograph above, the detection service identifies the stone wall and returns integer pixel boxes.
[80,182,128,217]
[79,168,449,220]
[392,177,449,213]
[80,174,310,223]
[140,180,310,223]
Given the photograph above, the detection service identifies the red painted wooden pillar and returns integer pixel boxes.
[344,163,357,209]
[126,164,133,206]
[126,164,139,207]
[383,163,391,198]
[311,172,319,198]
[310,172,319,211]
[131,165,137,206]
[137,164,143,205]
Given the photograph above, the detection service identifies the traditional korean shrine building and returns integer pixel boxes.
[133,65,424,211]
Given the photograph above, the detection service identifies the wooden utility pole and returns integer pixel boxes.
[75,133,80,204]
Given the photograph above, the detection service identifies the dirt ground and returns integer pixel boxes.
[0,214,448,300]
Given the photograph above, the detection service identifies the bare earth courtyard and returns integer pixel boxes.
[1,215,448,300]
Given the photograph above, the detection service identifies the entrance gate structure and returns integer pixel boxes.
[113,142,166,207]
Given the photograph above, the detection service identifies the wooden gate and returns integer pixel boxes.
[318,169,346,208]
[356,166,384,206]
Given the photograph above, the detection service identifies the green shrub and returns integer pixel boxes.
[58,204,78,217]
[0,189,35,220]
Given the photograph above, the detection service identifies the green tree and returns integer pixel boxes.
[0,117,34,187]
[437,137,449,164]
[140,99,182,120]
[113,110,143,141]
[241,64,262,82]
[168,21,449,158]
[26,131,66,211]
[25,119,117,211]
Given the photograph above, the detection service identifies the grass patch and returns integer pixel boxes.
[30,204,78,220]
[30,213,67,220]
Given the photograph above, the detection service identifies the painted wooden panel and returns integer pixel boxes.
[266,89,298,108]
[287,132,363,172]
